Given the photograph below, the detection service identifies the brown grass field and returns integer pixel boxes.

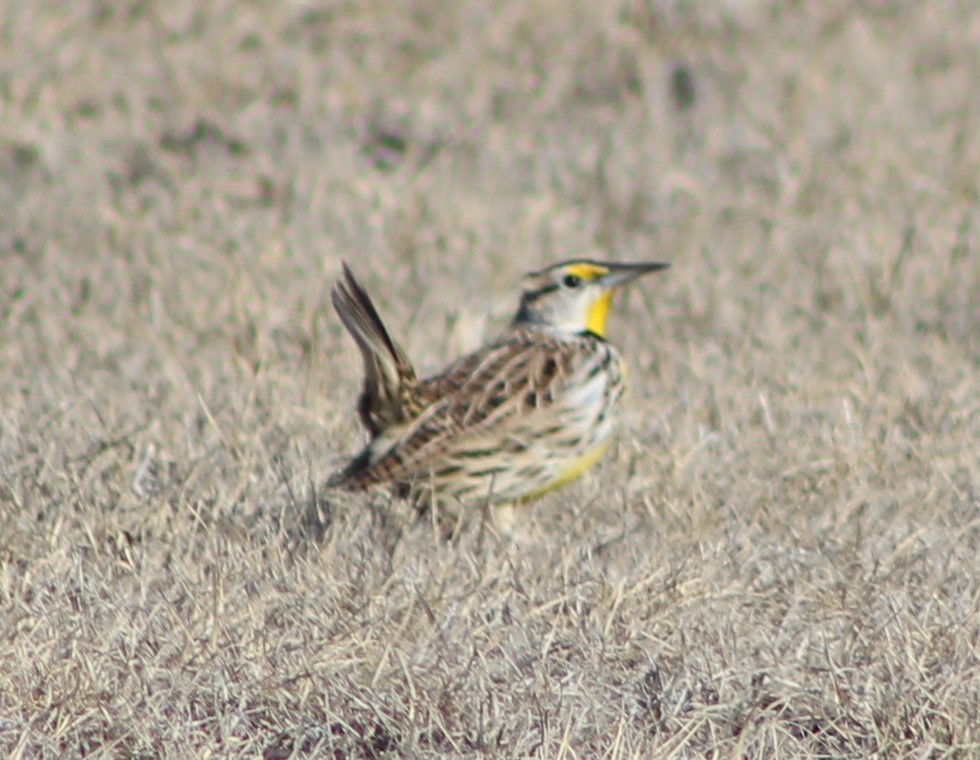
[2,1,978,757]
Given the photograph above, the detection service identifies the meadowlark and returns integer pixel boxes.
[328,259,668,506]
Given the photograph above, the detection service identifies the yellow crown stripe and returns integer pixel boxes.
[565,262,610,281]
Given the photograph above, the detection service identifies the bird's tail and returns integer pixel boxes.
[331,263,419,435]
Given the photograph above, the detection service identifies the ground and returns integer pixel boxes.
[1,1,978,757]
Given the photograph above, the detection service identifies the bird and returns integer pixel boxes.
[328,258,668,508]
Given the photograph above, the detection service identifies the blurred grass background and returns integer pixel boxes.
[1,1,977,756]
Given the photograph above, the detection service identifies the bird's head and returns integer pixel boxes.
[513,259,669,337]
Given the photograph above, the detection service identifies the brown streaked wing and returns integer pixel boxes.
[343,328,581,488]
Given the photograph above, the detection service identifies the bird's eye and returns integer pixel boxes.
[563,274,582,289]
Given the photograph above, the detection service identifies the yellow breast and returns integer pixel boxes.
[520,440,611,502]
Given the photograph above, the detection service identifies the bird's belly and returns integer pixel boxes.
[517,438,612,501]
[416,345,626,505]
[439,395,620,504]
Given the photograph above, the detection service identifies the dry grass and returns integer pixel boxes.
[1,0,978,757]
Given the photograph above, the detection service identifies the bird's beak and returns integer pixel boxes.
[584,261,669,338]
[598,261,670,290]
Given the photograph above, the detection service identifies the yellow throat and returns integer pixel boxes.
[586,291,614,337]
